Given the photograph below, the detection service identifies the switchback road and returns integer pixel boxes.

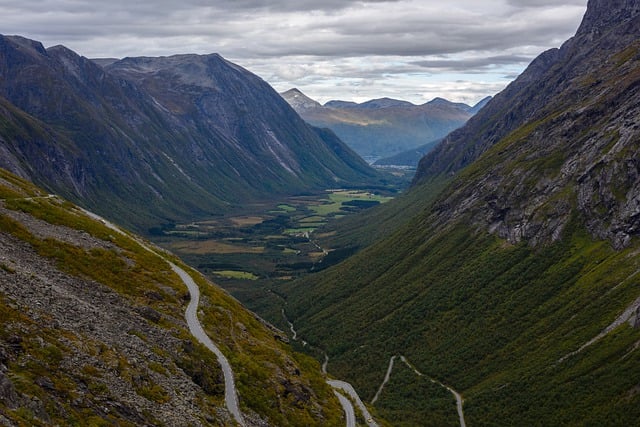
[81,208,245,426]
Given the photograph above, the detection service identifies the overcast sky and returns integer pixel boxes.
[2,0,588,105]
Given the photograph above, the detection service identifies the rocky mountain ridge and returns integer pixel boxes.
[578,0,640,35]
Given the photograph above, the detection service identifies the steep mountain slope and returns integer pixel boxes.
[269,1,640,425]
[0,168,343,426]
[413,0,640,250]
[0,36,378,233]
[281,89,483,161]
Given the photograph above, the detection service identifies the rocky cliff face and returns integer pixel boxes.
[0,36,377,233]
[414,0,640,248]
[578,0,640,35]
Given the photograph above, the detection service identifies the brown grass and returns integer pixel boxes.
[229,216,265,227]
[169,239,264,254]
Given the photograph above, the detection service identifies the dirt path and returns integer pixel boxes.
[80,208,246,426]
[327,380,379,427]
[371,354,466,427]
[399,356,466,427]
[371,355,396,404]
[559,292,640,363]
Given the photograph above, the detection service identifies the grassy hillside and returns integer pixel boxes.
[0,168,342,426]
[277,190,640,425]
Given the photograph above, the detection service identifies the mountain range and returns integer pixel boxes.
[0,36,379,233]
[263,0,640,425]
[281,88,489,163]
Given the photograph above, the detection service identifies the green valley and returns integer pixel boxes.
[217,1,640,425]
[3,0,640,426]
[152,189,397,302]
[277,208,640,425]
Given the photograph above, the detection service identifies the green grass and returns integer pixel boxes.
[277,204,297,212]
[315,177,450,251]
[299,216,326,223]
[136,383,170,404]
[310,190,392,216]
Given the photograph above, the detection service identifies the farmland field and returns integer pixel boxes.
[155,189,394,302]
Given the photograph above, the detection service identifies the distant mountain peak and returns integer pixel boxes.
[358,97,415,109]
[283,91,480,160]
[107,53,258,92]
[427,97,451,105]
[424,97,467,109]
[281,88,322,110]
[324,100,358,108]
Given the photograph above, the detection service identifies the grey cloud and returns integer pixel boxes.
[226,0,402,12]
[2,0,587,59]
[234,2,587,58]
[506,0,586,7]
[412,55,532,72]
[0,0,589,103]
[3,0,400,15]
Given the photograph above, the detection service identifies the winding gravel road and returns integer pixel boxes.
[282,310,377,427]
[327,380,379,427]
[399,356,466,427]
[80,208,245,426]
[172,263,245,426]
[333,390,356,427]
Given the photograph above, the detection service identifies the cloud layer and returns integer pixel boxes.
[2,0,588,104]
